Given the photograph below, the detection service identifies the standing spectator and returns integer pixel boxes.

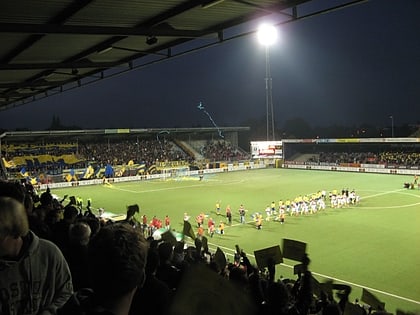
[62,222,91,291]
[156,242,181,290]
[124,204,140,228]
[0,195,73,315]
[29,189,56,240]
[129,248,172,315]
[51,205,79,250]
[59,223,148,315]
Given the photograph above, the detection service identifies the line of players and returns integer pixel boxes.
[260,189,360,220]
[199,189,360,234]
[141,188,360,238]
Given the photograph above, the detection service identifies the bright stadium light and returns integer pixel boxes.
[257,23,278,141]
[257,24,278,47]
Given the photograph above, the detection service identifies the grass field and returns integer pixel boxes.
[51,168,420,314]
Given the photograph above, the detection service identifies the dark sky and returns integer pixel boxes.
[1,0,419,131]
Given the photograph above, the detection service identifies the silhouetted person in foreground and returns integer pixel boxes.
[58,223,148,315]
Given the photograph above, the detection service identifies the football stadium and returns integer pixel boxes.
[1,129,419,314]
[0,1,419,315]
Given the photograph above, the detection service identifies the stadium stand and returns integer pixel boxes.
[1,129,251,184]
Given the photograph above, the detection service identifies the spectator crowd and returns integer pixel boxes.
[0,179,412,315]
[307,151,420,167]
[201,140,248,162]
[2,139,247,178]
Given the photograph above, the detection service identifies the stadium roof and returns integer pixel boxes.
[0,126,250,142]
[0,0,364,112]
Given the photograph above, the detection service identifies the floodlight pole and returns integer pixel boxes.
[265,46,275,141]
[389,115,394,137]
[136,136,139,162]
[258,23,277,141]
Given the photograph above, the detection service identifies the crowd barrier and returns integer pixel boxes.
[39,161,266,190]
[283,162,420,176]
[39,160,420,191]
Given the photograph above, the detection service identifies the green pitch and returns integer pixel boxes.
[51,168,420,314]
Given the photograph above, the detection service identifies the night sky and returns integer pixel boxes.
[0,0,419,131]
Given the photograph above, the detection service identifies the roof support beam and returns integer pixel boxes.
[0,61,123,71]
[0,23,212,38]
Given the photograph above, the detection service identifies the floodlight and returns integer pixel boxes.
[257,24,277,46]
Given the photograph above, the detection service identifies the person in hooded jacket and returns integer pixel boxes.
[0,193,73,315]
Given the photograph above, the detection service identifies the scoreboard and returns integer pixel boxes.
[250,141,283,159]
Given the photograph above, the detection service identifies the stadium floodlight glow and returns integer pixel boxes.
[257,24,277,47]
[257,23,278,141]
